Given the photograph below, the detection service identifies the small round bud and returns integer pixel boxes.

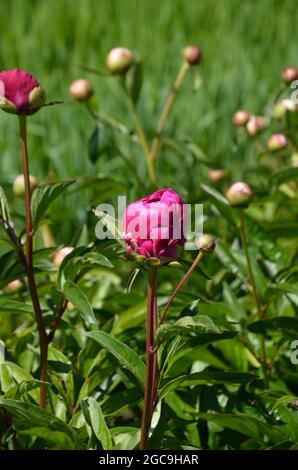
[246,115,267,136]
[6,279,23,293]
[183,45,202,65]
[282,67,298,84]
[232,110,250,127]
[291,153,298,168]
[208,169,227,183]
[13,174,37,196]
[273,101,287,120]
[280,98,298,113]
[196,234,216,252]
[267,133,288,151]
[226,182,253,208]
[69,79,93,101]
[54,246,74,268]
[106,47,135,75]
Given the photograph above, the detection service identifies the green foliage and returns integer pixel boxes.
[0,0,298,451]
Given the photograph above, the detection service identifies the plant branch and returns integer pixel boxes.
[159,250,205,326]
[128,99,157,184]
[150,61,190,161]
[238,210,269,387]
[140,266,158,450]
[19,116,48,408]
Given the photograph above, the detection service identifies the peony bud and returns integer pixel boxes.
[267,133,288,151]
[232,110,250,127]
[291,153,298,168]
[282,67,298,84]
[123,188,186,263]
[6,279,23,293]
[226,182,253,208]
[208,169,227,183]
[196,234,216,252]
[69,79,93,102]
[280,98,298,113]
[183,45,202,65]
[0,68,46,115]
[246,115,267,136]
[13,174,37,196]
[54,246,74,268]
[106,47,135,74]
[273,101,287,120]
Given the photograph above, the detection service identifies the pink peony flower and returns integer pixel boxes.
[123,188,186,261]
[0,68,46,115]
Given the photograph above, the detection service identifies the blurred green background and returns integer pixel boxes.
[0,0,297,240]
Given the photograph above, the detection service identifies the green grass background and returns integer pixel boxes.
[0,0,297,200]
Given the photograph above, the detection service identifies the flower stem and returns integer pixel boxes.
[140,266,158,450]
[19,116,48,408]
[150,61,190,162]
[129,99,157,184]
[159,250,205,326]
[238,210,269,387]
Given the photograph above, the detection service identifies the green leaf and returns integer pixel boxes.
[63,280,96,324]
[156,315,221,344]
[31,180,75,231]
[88,125,112,164]
[272,167,298,186]
[159,371,257,399]
[197,412,286,443]
[93,208,125,247]
[125,61,143,104]
[248,317,298,338]
[201,184,237,226]
[0,398,76,449]
[86,331,146,387]
[81,397,112,449]
[0,185,11,223]
[0,299,34,315]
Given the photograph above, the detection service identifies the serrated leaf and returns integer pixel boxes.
[156,315,221,344]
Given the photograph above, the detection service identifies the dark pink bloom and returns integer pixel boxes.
[0,68,46,115]
[123,188,186,261]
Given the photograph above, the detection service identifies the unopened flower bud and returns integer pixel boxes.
[267,133,288,151]
[282,67,298,84]
[273,101,287,120]
[106,47,135,74]
[6,279,23,293]
[291,153,298,168]
[183,45,202,65]
[69,79,93,101]
[246,115,266,136]
[196,234,216,252]
[280,98,298,113]
[226,182,253,208]
[13,174,37,196]
[208,169,227,183]
[0,68,46,115]
[232,110,250,127]
[54,246,74,268]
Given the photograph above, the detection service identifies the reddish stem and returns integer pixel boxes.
[140,266,158,450]
[19,116,48,408]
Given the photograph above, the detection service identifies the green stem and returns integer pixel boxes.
[140,266,158,450]
[238,211,269,388]
[19,116,48,408]
[129,99,157,184]
[159,250,205,326]
[150,61,190,162]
